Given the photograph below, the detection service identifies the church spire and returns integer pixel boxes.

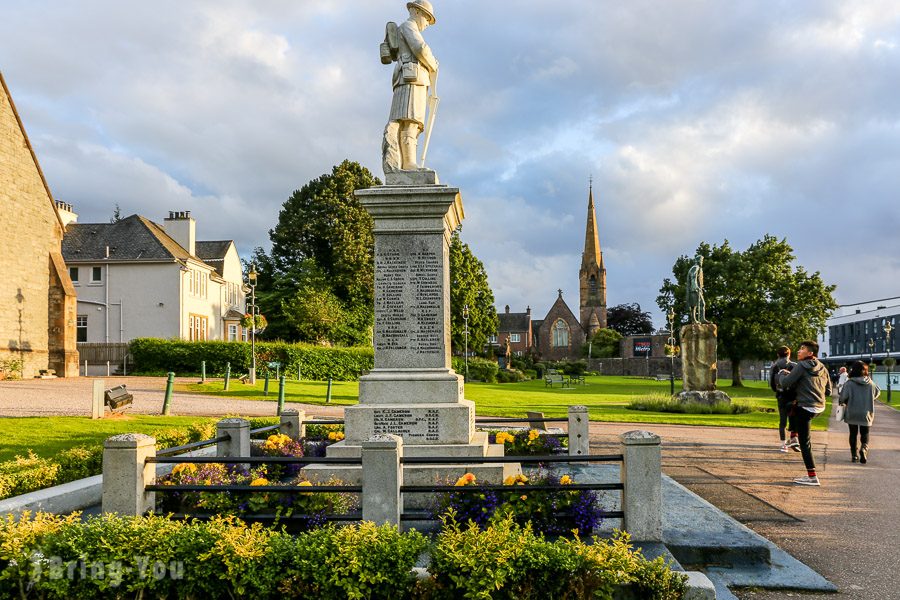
[579,180,607,334]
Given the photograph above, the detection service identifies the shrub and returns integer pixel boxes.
[129,338,374,381]
[627,394,755,415]
[496,369,526,383]
[0,358,22,380]
[545,359,588,376]
[487,429,567,455]
[465,357,500,383]
[421,516,686,599]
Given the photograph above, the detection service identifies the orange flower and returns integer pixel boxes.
[454,473,476,486]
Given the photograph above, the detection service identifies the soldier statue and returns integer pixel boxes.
[381,1,439,177]
[686,255,708,324]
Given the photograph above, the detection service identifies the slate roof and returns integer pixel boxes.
[63,214,195,263]
[196,241,233,276]
[498,312,530,332]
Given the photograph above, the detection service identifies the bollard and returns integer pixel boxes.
[123,354,128,377]
[217,418,250,470]
[276,364,280,380]
[92,379,105,419]
[264,372,270,396]
[296,362,301,381]
[567,405,590,456]
[326,377,333,404]
[277,376,286,415]
[361,435,403,526]
[279,407,305,441]
[162,372,174,415]
[84,359,88,377]
[200,360,206,384]
[620,430,662,542]
[107,360,111,377]
[224,362,231,391]
[102,433,156,516]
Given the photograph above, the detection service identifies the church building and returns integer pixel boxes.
[494,185,608,361]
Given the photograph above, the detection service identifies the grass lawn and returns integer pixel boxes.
[0,415,213,462]
[182,376,830,430]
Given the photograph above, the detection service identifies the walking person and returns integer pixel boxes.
[770,346,800,452]
[836,366,849,396]
[838,360,879,464]
[778,340,832,486]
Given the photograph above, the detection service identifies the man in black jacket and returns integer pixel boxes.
[770,346,799,453]
[778,340,832,486]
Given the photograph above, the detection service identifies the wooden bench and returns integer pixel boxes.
[104,385,133,413]
[654,373,670,381]
[571,374,586,385]
[544,370,571,388]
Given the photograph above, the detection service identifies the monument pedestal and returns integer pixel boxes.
[310,182,517,493]
[678,323,730,405]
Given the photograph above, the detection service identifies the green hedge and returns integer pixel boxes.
[451,356,500,383]
[0,513,686,599]
[129,338,374,381]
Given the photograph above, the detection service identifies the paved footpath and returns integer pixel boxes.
[2,378,899,597]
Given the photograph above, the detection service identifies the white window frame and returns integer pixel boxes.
[90,266,103,284]
[510,333,521,343]
[76,314,88,342]
[228,324,238,342]
[552,319,569,348]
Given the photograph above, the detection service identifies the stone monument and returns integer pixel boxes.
[318,2,518,490]
[677,255,730,404]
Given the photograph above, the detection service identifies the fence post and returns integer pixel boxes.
[92,379,105,420]
[83,359,88,376]
[277,376,286,415]
[620,430,662,542]
[102,433,156,515]
[326,377,333,403]
[264,372,270,396]
[567,405,589,456]
[224,362,231,391]
[280,408,305,441]
[162,372,174,415]
[217,418,250,459]
[361,434,403,527]
[200,360,206,384]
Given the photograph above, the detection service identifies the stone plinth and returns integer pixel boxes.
[680,323,718,392]
[346,183,472,445]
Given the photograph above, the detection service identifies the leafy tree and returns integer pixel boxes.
[607,303,654,336]
[110,203,121,223]
[449,230,498,356]
[584,328,623,358]
[657,235,837,387]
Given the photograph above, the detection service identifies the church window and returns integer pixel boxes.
[589,275,597,295]
[552,320,569,348]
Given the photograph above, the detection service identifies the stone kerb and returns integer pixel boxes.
[361,434,403,526]
[620,430,662,542]
[102,433,156,516]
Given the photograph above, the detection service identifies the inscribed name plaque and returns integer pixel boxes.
[374,234,448,369]
[373,408,440,442]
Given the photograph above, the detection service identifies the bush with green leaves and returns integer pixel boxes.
[0,513,427,600]
[451,356,500,383]
[129,338,373,381]
[496,369,526,383]
[421,515,686,599]
[627,394,755,415]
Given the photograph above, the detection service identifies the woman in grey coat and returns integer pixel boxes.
[838,360,879,463]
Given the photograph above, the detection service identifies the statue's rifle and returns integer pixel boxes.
[420,67,440,168]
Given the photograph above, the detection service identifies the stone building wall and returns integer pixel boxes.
[0,73,78,378]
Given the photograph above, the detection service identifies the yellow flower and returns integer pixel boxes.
[560,475,573,485]
[495,432,515,445]
[455,473,476,486]
[298,480,313,495]
[171,463,197,476]
[250,478,269,487]
[528,429,540,442]
[504,474,528,486]
[520,495,528,501]
[328,431,345,441]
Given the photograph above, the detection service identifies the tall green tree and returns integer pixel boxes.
[607,303,654,336]
[254,160,379,345]
[449,230,498,356]
[657,235,837,387]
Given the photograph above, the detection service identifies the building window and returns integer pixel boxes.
[188,314,207,341]
[489,335,498,343]
[76,315,87,342]
[228,324,238,342]
[69,267,79,284]
[589,275,597,295]
[510,333,521,343]
[552,320,569,348]
[91,266,102,283]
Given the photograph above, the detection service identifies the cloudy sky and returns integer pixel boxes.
[3,0,900,326]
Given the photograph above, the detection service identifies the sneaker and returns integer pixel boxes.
[793,475,820,486]
[780,443,789,453]
[788,438,800,448]
[852,455,859,463]
[791,445,801,453]
[860,449,868,464]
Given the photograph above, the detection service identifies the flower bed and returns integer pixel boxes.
[0,512,687,599]
[487,429,568,455]
[433,470,605,536]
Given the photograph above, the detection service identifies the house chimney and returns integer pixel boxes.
[505,305,510,314]
[55,201,78,227]
[526,306,531,317]
[163,210,196,256]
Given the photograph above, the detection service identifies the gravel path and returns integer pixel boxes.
[0,376,344,419]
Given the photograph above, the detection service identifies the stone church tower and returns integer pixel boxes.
[579,183,607,337]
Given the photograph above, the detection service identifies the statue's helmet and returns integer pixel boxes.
[407,0,436,24]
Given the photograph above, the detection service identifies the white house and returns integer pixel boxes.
[61,210,247,343]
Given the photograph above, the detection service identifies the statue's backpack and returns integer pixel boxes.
[380,21,400,64]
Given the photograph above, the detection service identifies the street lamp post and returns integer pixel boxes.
[885,322,894,404]
[249,265,257,386]
[666,308,677,396]
[463,304,469,383]
[868,338,875,367]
